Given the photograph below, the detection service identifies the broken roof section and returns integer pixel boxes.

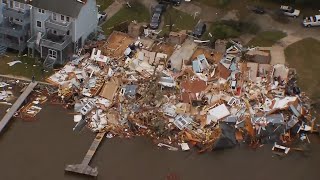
[99,78,120,101]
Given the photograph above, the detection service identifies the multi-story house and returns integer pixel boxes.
[0,0,32,54]
[0,0,98,68]
[28,0,98,67]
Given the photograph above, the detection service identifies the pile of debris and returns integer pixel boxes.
[46,33,318,154]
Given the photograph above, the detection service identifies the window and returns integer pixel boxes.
[52,13,57,21]
[48,49,57,59]
[38,8,45,13]
[36,21,42,28]
[61,15,65,21]
[53,30,57,34]
[67,30,70,35]
[66,16,70,22]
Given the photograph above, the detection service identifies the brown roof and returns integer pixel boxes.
[217,63,231,80]
[180,79,207,93]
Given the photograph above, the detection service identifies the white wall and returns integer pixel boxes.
[0,0,4,23]
[31,7,50,34]
[51,12,74,24]
[12,1,26,12]
[74,0,98,44]
[31,7,76,40]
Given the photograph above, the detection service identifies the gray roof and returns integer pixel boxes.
[26,0,85,18]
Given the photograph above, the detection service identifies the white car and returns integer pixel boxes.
[303,15,320,27]
[97,12,107,24]
[280,5,300,18]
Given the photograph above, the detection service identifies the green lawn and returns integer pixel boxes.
[161,8,199,36]
[96,0,114,11]
[203,20,259,40]
[196,0,231,7]
[102,1,150,35]
[247,31,286,47]
[0,54,51,81]
[285,38,320,102]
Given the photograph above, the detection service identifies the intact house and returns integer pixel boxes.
[27,0,98,67]
[0,0,98,67]
[0,0,32,53]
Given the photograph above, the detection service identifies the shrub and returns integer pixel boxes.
[209,20,260,39]
[218,0,231,7]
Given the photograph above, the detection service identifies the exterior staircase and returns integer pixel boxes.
[43,55,57,69]
[0,45,7,55]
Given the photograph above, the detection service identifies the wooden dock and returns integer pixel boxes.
[0,82,38,134]
[65,132,106,177]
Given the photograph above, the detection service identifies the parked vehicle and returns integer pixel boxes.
[192,22,206,38]
[303,15,320,27]
[158,0,181,6]
[98,12,107,24]
[150,13,161,29]
[280,5,300,18]
[251,6,265,14]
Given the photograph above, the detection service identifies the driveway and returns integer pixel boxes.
[139,1,320,65]
[138,0,158,13]
[100,0,126,26]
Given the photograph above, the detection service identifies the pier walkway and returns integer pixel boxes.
[0,82,38,133]
[65,132,106,177]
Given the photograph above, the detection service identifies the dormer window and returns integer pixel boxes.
[61,15,65,21]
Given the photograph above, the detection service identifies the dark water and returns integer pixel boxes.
[0,103,320,180]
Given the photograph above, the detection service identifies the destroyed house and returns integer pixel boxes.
[0,0,32,53]
[26,0,98,68]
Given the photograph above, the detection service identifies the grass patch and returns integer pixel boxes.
[204,20,260,40]
[285,38,320,102]
[96,0,114,11]
[102,1,150,35]
[247,31,286,47]
[161,8,199,36]
[0,53,52,81]
[196,0,231,7]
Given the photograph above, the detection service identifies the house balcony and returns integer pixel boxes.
[0,20,28,37]
[45,18,71,33]
[0,36,26,52]
[3,6,30,22]
[41,33,72,51]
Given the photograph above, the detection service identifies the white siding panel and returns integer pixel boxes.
[74,0,98,44]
